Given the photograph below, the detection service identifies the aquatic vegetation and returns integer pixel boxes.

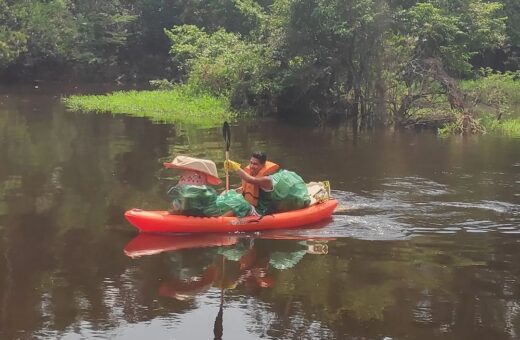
[437,71,520,136]
[438,116,520,137]
[461,70,520,109]
[481,117,520,137]
[62,86,235,127]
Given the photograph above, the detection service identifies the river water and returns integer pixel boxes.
[0,85,519,339]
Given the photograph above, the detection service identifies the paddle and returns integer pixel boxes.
[222,122,231,192]
[213,255,226,340]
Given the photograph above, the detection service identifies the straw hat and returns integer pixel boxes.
[163,155,221,185]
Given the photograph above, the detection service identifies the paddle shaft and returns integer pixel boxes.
[225,150,229,192]
[223,122,231,193]
[213,255,225,340]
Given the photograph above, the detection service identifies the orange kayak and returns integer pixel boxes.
[124,199,338,233]
[123,233,238,258]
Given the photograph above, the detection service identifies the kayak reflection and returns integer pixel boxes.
[123,233,238,258]
[123,233,333,339]
[123,233,334,298]
[154,238,332,298]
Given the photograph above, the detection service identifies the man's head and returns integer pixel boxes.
[249,151,267,176]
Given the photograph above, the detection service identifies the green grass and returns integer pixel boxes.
[461,74,520,107]
[460,71,520,119]
[481,117,520,137]
[62,86,235,127]
[439,71,520,137]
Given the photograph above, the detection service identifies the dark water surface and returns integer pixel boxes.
[1,85,519,339]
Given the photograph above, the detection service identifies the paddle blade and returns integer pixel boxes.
[222,122,231,151]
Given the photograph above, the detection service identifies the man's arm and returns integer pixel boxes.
[235,169,273,191]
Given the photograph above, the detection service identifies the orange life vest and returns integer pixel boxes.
[242,161,280,206]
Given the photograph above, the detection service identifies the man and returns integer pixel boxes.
[225,151,279,205]
[225,151,310,215]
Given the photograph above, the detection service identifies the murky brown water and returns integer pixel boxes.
[1,85,519,339]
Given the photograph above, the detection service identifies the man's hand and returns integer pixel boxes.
[224,160,241,172]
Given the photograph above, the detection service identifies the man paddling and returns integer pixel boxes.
[225,151,310,215]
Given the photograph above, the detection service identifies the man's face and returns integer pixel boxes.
[248,157,263,176]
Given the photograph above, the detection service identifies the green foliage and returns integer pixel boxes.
[70,0,138,66]
[399,0,506,75]
[437,121,462,136]
[158,0,509,128]
[170,0,267,35]
[149,78,175,90]
[189,42,273,102]
[232,0,267,33]
[165,24,274,108]
[0,0,137,74]
[447,69,520,136]
[501,0,520,47]
[0,30,27,68]
[0,0,27,67]
[263,0,391,118]
[10,0,77,60]
[165,25,223,74]
[62,86,234,127]
[460,69,520,120]
[0,0,517,134]
[464,1,507,50]
[481,117,520,137]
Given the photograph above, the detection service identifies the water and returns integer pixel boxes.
[0,84,519,339]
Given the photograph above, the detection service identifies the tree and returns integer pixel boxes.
[69,0,137,74]
[0,0,27,68]
[262,0,391,125]
[0,0,137,79]
[398,1,506,76]
[165,24,273,109]
[386,0,507,133]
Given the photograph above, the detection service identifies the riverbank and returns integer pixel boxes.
[62,74,520,136]
[461,73,520,137]
[62,86,234,126]
[418,72,520,136]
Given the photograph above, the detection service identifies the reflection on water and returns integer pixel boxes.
[1,85,520,338]
[121,233,334,339]
[124,233,239,258]
[124,233,332,296]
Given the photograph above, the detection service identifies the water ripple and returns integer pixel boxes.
[328,176,520,239]
[326,215,411,240]
[381,176,453,196]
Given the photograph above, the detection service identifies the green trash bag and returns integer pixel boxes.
[270,170,311,213]
[269,250,307,269]
[167,185,221,217]
[216,190,252,217]
[217,243,247,261]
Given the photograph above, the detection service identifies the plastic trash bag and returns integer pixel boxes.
[167,185,220,217]
[270,170,311,213]
[216,190,252,217]
[217,243,247,261]
[269,250,307,269]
